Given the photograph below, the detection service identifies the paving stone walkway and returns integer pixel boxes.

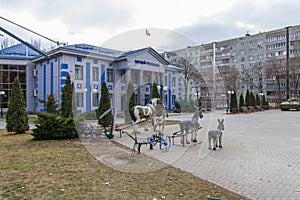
[114,110,300,200]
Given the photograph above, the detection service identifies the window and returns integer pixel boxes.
[92,67,99,81]
[121,69,126,83]
[131,70,139,84]
[107,69,113,82]
[241,57,245,62]
[144,71,151,84]
[76,93,84,107]
[92,93,99,107]
[172,77,176,87]
[75,65,83,80]
[249,55,254,61]
[155,73,162,85]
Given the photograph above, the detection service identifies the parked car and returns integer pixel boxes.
[279,98,300,111]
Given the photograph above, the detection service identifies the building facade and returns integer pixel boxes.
[30,44,183,114]
[166,25,300,108]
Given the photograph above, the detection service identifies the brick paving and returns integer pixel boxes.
[114,110,300,200]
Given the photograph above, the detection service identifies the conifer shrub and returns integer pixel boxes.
[96,82,112,127]
[239,93,245,108]
[125,81,136,123]
[151,82,160,99]
[6,77,29,133]
[31,113,77,140]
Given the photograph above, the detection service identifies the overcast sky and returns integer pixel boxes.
[1,0,300,51]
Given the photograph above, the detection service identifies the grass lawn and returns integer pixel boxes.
[0,129,247,200]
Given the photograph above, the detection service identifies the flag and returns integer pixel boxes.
[146,29,150,36]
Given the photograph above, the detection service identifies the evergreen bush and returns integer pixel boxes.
[46,94,59,114]
[250,92,256,106]
[6,77,29,133]
[245,89,251,107]
[151,82,160,99]
[96,82,112,127]
[125,81,136,123]
[239,94,245,108]
[61,75,73,118]
[256,94,261,106]
[31,113,77,140]
[230,90,238,113]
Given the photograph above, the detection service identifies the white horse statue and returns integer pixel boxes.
[150,98,168,132]
[130,98,166,132]
[208,119,224,150]
[179,107,203,144]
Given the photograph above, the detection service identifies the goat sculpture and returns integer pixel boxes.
[208,119,224,150]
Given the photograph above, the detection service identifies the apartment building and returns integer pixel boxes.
[165,25,300,108]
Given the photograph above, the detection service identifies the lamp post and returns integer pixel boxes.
[0,90,5,118]
[259,92,264,107]
[227,90,234,113]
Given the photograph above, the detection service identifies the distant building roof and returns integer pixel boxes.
[62,44,121,57]
[0,43,41,59]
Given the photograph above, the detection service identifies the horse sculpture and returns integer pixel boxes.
[208,119,224,150]
[130,98,166,132]
[179,107,203,144]
[151,98,168,132]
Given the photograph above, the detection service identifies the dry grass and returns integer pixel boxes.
[0,129,248,200]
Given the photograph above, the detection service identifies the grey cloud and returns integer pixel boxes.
[1,0,134,32]
[176,0,300,44]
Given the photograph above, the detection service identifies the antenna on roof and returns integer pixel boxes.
[0,16,62,45]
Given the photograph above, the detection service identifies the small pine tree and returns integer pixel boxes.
[262,95,269,109]
[61,75,73,118]
[125,81,136,123]
[230,90,238,113]
[46,94,59,114]
[151,82,160,99]
[245,89,251,107]
[6,77,29,133]
[250,92,256,106]
[239,94,245,108]
[96,82,112,127]
[255,94,261,106]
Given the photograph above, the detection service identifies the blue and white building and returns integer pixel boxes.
[27,44,184,113]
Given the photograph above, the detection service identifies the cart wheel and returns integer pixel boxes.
[147,135,157,147]
[160,135,171,152]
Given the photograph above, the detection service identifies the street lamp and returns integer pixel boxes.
[0,90,5,118]
[227,90,234,113]
[259,92,264,107]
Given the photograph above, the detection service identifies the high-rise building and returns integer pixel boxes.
[165,25,300,108]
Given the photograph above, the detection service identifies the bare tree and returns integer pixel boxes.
[242,62,264,93]
[265,59,286,103]
[170,56,200,100]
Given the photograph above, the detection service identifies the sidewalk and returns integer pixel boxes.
[111,110,300,200]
